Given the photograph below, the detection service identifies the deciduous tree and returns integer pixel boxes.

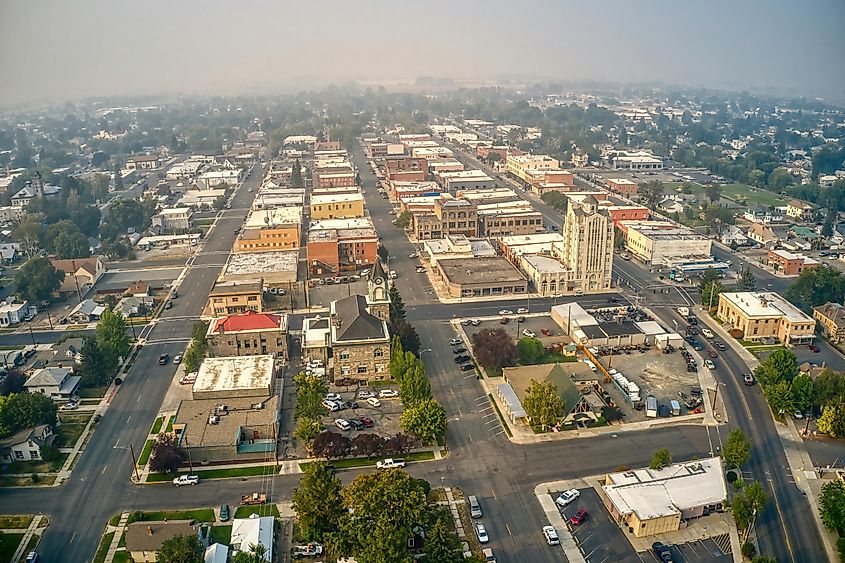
[764,380,795,414]
[312,431,352,459]
[294,417,322,449]
[390,318,420,356]
[522,379,564,431]
[400,362,432,408]
[96,309,131,363]
[471,329,516,372]
[352,433,385,457]
[394,210,412,229]
[424,507,462,562]
[813,370,845,408]
[400,398,446,445]
[818,480,845,534]
[294,372,328,420]
[0,392,57,436]
[723,428,751,468]
[292,462,344,541]
[14,257,64,303]
[650,448,672,470]
[0,370,25,396]
[785,266,845,311]
[817,403,845,438]
[704,183,723,204]
[790,374,814,413]
[517,337,544,364]
[737,267,757,292]
[44,220,91,259]
[156,534,202,563]
[149,433,184,474]
[77,336,114,387]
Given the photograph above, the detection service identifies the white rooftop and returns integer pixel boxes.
[635,320,666,336]
[193,355,274,394]
[720,291,814,323]
[158,207,191,216]
[311,192,364,205]
[243,207,302,228]
[499,233,565,247]
[309,217,374,231]
[225,250,298,275]
[522,254,567,273]
[552,302,598,327]
[602,457,726,521]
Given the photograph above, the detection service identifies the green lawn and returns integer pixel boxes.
[138,440,154,466]
[112,552,132,563]
[117,530,126,548]
[78,386,108,398]
[127,508,215,523]
[92,531,114,563]
[721,183,788,206]
[0,532,24,562]
[2,453,69,474]
[24,533,38,552]
[488,393,513,438]
[521,352,577,365]
[108,514,121,527]
[56,423,87,448]
[233,504,280,519]
[165,416,174,433]
[146,464,278,482]
[300,450,436,471]
[150,416,164,435]
[210,524,232,544]
[0,515,34,528]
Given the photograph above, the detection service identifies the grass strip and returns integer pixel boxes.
[146,464,277,482]
[233,504,280,519]
[138,440,154,466]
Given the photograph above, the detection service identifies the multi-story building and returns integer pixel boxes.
[766,249,819,276]
[151,207,192,232]
[310,193,365,220]
[390,181,443,202]
[506,154,560,185]
[384,157,428,181]
[206,280,264,315]
[50,256,106,300]
[605,205,650,226]
[307,218,379,275]
[717,291,815,345]
[439,170,495,192]
[411,197,478,240]
[233,208,302,252]
[606,150,663,171]
[124,154,159,171]
[606,178,638,197]
[620,220,711,266]
[11,176,61,208]
[313,171,356,189]
[476,202,545,237]
[813,302,845,344]
[207,311,288,360]
[198,169,243,187]
[785,199,814,222]
[556,194,614,293]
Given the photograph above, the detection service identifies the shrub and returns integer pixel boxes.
[741,541,756,558]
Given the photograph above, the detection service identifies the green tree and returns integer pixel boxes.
[77,337,114,387]
[817,403,845,437]
[764,380,795,414]
[292,462,345,541]
[290,159,304,188]
[44,220,91,259]
[14,257,64,303]
[156,534,202,563]
[96,309,131,363]
[13,212,45,257]
[700,280,724,309]
[0,393,58,436]
[213,195,227,211]
[388,336,408,379]
[424,508,461,563]
[394,210,412,229]
[822,210,836,237]
[785,266,845,311]
[113,163,124,191]
[400,398,446,445]
[818,480,845,534]
[813,370,845,408]
[650,448,672,470]
[751,556,777,563]
[390,318,421,356]
[755,348,798,386]
[767,168,794,191]
[294,416,322,449]
[790,374,814,413]
[704,183,723,204]
[329,470,430,562]
[517,337,544,364]
[471,329,516,372]
[737,267,757,292]
[723,428,752,468]
[294,372,328,420]
[400,361,432,408]
[232,544,268,563]
[522,379,564,431]
[182,324,209,375]
[388,284,406,323]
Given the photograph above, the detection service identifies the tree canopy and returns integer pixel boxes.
[156,535,203,563]
[471,329,516,372]
[650,448,672,470]
[785,266,845,311]
[14,257,64,303]
[400,398,446,445]
[292,462,344,541]
[522,379,564,431]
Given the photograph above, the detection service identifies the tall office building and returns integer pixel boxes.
[555,195,614,292]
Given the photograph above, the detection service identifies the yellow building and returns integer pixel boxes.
[233,208,301,252]
[310,192,365,220]
[717,291,816,345]
[506,154,560,184]
[206,280,264,315]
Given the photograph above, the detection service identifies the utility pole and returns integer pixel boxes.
[708,281,716,311]
[129,443,140,482]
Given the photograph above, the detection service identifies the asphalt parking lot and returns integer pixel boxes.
[320,386,403,438]
[463,314,562,343]
[309,278,368,308]
[555,488,731,563]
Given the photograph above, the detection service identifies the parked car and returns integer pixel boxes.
[704,359,715,370]
[376,458,406,469]
[366,397,382,407]
[516,307,529,314]
[24,552,38,563]
[555,489,580,507]
[470,319,481,326]
[701,328,714,339]
[652,542,674,563]
[357,390,375,400]
[482,548,496,563]
[173,354,182,364]
[219,504,230,522]
[454,355,471,363]
[322,399,342,412]
[498,309,514,315]
[449,338,462,346]
[358,417,374,428]
[60,402,78,411]
[349,419,366,431]
[172,475,199,487]
[379,389,399,398]
[542,525,560,545]
[707,350,718,359]
[569,508,589,526]
[452,347,467,354]
[522,329,536,337]
[334,418,352,431]
[809,344,820,353]
[164,301,172,310]
[475,523,489,544]
[713,340,727,351]
[293,543,324,558]
[325,393,342,401]
[343,400,359,409]
[499,317,510,324]
[460,363,475,371]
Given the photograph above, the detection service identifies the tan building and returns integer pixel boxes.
[813,302,845,344]
[506,154,560,185]
[717,291,816,345]
[50,256,106,300]
[233,208,301,252]
[310,192,365,220]
[555,195,614,293]
[621,220,711,266]
[477,202,545,238]
[786,199,814,222]
[206,280,263,315]
[435,256,528,298]
[520,254,568,296]
[601,457,726,538]
[207,311,288,359]
[411,197,478,240]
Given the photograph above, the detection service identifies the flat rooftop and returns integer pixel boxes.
[720,291,814,323]
[522,254,567,273]
[311,192,364,205]
[209,280,263,296]
[193,355,274,395]
[224,250,298,276]
[624,220,709,241]
[438,256,526,285]
[243,207,302,229]
[309,217,374,231]
[175,395,279,448]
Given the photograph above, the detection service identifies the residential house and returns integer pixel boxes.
[10,176,61,208]
[124,154,159,171]
[50,256,106,300]
[786,200,814,222]
[657,198,685,215]
[125,521,201,563]
[0,425,55,464]
[746,223,779,247]
[68,299,106,323]
[230,515,273,561]
[743,207,784,224]
[115,295,151,318]
[719,225,750,247]
[151,207,192,232]
[207,311,288,360]
[813,302,845,344]
[126,280,152,299]
[24,366,80,399]
[0,300,33,326]
[502,363,599,425]
[50,337,84,366]
[0,243,20,264]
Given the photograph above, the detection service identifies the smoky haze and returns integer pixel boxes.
[1,0,844,107]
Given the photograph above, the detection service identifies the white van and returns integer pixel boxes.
[468,495,482,519]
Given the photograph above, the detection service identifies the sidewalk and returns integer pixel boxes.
[11,514,45,563]
[103,512,130,563]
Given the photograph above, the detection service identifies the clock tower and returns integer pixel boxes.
[367,259,391,320]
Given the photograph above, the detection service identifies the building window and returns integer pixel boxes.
[14,450,24,459]
[231,297,239,302]
[30,450,39,459]
[357,365,368,374]
[339,351,350,360]
[374,348,383,358]
[248,296,257,301]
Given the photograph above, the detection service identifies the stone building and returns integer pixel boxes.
[207,311,288,360]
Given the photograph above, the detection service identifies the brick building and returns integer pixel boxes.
[411,198,478,240]
[207,311,288,360]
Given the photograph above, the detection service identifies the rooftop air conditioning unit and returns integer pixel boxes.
[208,415,220,425]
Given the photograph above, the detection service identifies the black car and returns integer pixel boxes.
[452,347,467,354]
[652,542,674,563]
[349,419,366,431]
[460,363,475,371]
[454,355,471,363]
[158,354,169,365]
[343,400,359,410]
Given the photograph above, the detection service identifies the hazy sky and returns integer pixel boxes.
[2,0,844,108]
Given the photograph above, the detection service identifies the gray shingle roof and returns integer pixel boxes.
[333,294,387,342]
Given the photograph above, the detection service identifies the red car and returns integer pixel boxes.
[358,417,374,428]
[809,344,820,353]
[541,329,552,336]
[569,508,588,526]
[707,350,718,359]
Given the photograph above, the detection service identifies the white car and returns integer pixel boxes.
[475,523,489,544]
[322,399,342,412]
[334,419,352,431]
[704,359,715,370]
[376,458,406,469]
[498,309,514,315]
[366,397,382,407]
[357,390,375,400]
[555,489,580,507]
[325,393,342,401]
[379,389,399,399]
[516,307,529,314]
[522,329,536,337]
[172,475,199,487]
[292,543,323,558]
[449,338,462,346]
[470,319,481,326]
[701,328,714,339]
[60,402,78,411]
[542,525,560,546]
[408,252,418,258]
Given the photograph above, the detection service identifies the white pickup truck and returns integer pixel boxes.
[172,475,199,487]
[376,458,406,469]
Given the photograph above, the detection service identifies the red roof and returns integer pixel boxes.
[212,311,283,333]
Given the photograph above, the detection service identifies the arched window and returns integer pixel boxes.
[374,348,383,358]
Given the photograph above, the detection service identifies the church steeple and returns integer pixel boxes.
[367,259,390,320]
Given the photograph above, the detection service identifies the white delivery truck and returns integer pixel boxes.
[645,396,658,418]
